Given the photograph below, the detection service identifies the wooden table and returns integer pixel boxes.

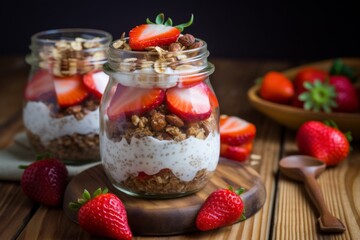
[0,56,359,239]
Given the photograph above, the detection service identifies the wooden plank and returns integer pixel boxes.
[0,183,35,240]
[273,131,360,239]
[0,57,34,240]
[16,206,92,240]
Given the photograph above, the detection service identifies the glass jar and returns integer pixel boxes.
[100,38,220,198]
[23,29,112,162]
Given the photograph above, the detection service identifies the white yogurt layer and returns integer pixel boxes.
[23,101,100,144]
[101,132,220,182]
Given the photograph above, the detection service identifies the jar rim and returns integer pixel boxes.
[31,28,112,45]
[108,37,207,56]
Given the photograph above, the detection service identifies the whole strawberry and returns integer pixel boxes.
[292,67,328,108]
[21,158,68,206]
[196,187,245,231]
[296,121,351,166]
[259,71,294,104]
[69,188,132,240]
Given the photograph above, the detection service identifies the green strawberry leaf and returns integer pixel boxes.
[155,13,165,25]
[146,13,194,32]
[330,58,356,82]
[69,188,109,210]
[298,80,337,113]
[174,14,194,32]
[164,18,173,26]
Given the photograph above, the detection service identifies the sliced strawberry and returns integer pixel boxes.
[206,85,219,109]
[220,115,256,146]
[178,75,207,88]
[129,24,180,50]
[53,75,89,107]
[83,70,109,99]
[107,84,165,120]
[24,70,56,101]
[165,82,212,122]
[220,142,253,162]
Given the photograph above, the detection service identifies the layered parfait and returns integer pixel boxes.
[23,29,111,161]
[101,14,220,197]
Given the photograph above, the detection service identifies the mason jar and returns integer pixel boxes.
[23,29,112,162]
[100,37,220,198]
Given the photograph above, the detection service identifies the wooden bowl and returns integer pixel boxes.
[247,58,360,139]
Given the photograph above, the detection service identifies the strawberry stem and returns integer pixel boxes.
[69,188,109,210]
[298,80,337,112]
[145,13,194,32]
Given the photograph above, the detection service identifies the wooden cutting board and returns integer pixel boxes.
[63,158,266,236]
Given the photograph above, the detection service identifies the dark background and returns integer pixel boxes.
[0,0,359,60]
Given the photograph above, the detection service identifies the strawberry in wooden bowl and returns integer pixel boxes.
[248,58,360,139]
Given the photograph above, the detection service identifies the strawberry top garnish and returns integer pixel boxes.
[129,13,194,50]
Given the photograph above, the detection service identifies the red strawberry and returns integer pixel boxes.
[329,75,359,113]
[178,75,207,88]
[129,13,194,50]
[54,75,89,107]
[220,142,253,162]
[259,71,294,104]
[165,82,212,122]
[196,187,245,231]
[220,115,256,146]
[107,84,165,120]
[24,70,56,101]
[293,67,328,93]
[129,24,180,50]
[21,158,68,207]
[292,67,328,108]
[69,188,132,240]
[296,121,351,166]
[83,70,109,99]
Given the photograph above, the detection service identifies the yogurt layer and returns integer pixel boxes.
[23,101,100,144]
[101,132,220,182]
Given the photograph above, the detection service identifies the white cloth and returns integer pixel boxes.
[0,132,100,181]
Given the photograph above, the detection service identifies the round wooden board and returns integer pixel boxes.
[63,158,266,236]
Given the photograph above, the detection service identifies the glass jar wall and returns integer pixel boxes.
[23,29,112,162]
[100,38,220,198]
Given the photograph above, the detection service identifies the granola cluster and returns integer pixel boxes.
[50,99,100,120]
[27,131,100,162]
[38,37,107,77]
[106,105,217,143]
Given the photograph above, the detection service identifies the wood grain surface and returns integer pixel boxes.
[1,56,359,240]
[63,159,266,235]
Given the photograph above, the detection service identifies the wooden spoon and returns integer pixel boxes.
[279,155,346,233]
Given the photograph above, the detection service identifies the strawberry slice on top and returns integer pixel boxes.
[166,82,212,122]
[25,70,56,101]
[129,13,194,50]
[83,70,109,99]
[129,24,180,50]
[53,75,89,107]
[220,115,256,146]
[107,84,165,120]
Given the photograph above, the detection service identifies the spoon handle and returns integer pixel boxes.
[303,174,346,232]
